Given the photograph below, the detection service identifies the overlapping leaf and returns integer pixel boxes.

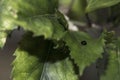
[63,31,104,75]
[41,58,78,80]
[12,32,51,80]
[0,0,109,80]
[100,38,120,80]
[40,43,78,80]
[86,0,120,12]
[12,50,45,80]
[12,31,78,80]
[0,0,67,48]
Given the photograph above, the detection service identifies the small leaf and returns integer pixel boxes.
[86,0,120,12]
[63,31,104,75]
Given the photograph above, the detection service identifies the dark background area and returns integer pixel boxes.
[0,29,24,80]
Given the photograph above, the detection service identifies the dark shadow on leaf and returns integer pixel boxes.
[47,41,70,63]
[18,31,70,63]
[18,31,51,62]
[69,55,80,76]
[96,52,109,78]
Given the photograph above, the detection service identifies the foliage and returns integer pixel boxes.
[100,37,120,80]
[86,0,120,12]
[0,0,120,80]
[63,31,104,75]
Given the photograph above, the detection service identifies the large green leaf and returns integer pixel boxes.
[12,32,51,80]
[12,31,78,80]
[14,15,66,40]
[86,0,120,12]
[0,0,67,41]
[63,31,104,75]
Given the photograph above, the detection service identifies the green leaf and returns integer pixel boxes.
[40,42,78,80]
[55,10,68,30]
[0,32,6,48]
[12,50,45,80]
[59,0,87,18]
[0,0,18,48]
[86,0,120,12]
[100,39,120,80]
[0,0,67,41]
[100,37,120,80]
[8,0,58,17]
[0,0,58,20]
[41,58,78,80]
[14,16,66,40]
[0,26,14,50]
[12,32,78,80]
[12,32,51,80]
[72,0,87,16]
[63,31,104,75]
